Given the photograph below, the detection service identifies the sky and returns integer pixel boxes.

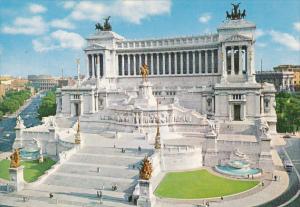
[0,0,300,77]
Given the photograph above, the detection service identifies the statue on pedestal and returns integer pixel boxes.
[139,156,153,180]
[10,149,21,168]
[95,16,112,31]
[140,64,149,82]
[225,3,246,20]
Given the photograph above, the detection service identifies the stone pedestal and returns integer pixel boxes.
[134,81,157,108]
[137,180,155,207]
[204,149,219,167]
[259,139,273,172]
[9,166,25,192]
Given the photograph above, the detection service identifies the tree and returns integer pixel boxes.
[38,91,57,119]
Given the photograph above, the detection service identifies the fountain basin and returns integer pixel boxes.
[215,164,261,177]
[20,147,40,161]
[228,160,250,169]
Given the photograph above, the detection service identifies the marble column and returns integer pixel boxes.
[145,53,148,66]
[138,54,141,74]
[205,50,208,74]
[122,55,125,76]
[221,46,227,81]
[86,55,90,78]
[174,53,177,75]
[168,53,171,74]
[246,46,251,76]
[151,53,154,75]
[97,54,100,78]
[162,53,165,75]
[231,47,234,75]
[133,54,136,76]
[211,50,214,73]
[91,54,95,78]
[186,51,189,74]
[239,46,243,75]
[156,53,159,75]
[180,52,183,74]
[199,51,202,73]
[192,51,195,74]
[128,54,131,76]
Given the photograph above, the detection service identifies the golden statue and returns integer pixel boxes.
[139,156,153,180]
[10,149,21,168]
[140,64,149,82]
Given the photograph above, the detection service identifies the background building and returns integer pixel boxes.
[27,75,58,91]
[256,70,294,92]
[0,76,32,97]
[274,65,300,91]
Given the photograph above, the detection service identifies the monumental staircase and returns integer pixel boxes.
[18,134,153,207]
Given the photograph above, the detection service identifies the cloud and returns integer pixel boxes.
[2,16,47,35]
[70,0,171,24]
[256,42,267,48]
[63,1,76,9]
[50,18,75,29]
[198,13,211,23]
[293,22,300,32]
[32,30,85,52]
[29,3,47,14]
[255,29,265,39]
[270,30,300,51]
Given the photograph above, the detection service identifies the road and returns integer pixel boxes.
[284,137,300,207]
[0,94,42,153]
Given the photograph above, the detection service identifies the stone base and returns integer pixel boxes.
[9,166,25,192]
[137,180,155,207]
[134,81,157,108]
[204,149,219,167]
[259,152,274,173]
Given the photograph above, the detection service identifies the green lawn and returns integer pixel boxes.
[155,169,259,199]
[0,158,56,183]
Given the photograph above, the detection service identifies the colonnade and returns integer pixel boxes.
[87,54,104,78]
[224,45,248,75]
[118,49,218,76]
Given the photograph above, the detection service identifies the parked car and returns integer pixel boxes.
[283,134,291,138]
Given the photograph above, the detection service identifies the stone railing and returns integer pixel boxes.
[26,145,80,188]
[116,34,219,50]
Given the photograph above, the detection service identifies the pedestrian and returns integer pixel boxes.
[138,146,141,152]
[262,181,264,187]
[49,193,53,199]
[97,167,100,173]
[274,175,277,181]
[221,196,223,200]
[99,190,103,204]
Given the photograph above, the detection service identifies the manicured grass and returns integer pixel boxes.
[0,158,56,183]
[155,169,259,199]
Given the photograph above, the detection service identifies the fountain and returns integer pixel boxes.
[19,138,42,161]
[215,149,261,177]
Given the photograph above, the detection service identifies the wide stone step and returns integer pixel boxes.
[43,173,137,193]
[19,184,134,207]
[57,163,139,179]
[79,146,152,157]
[76,152,146,160]
[69,154,143,167]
